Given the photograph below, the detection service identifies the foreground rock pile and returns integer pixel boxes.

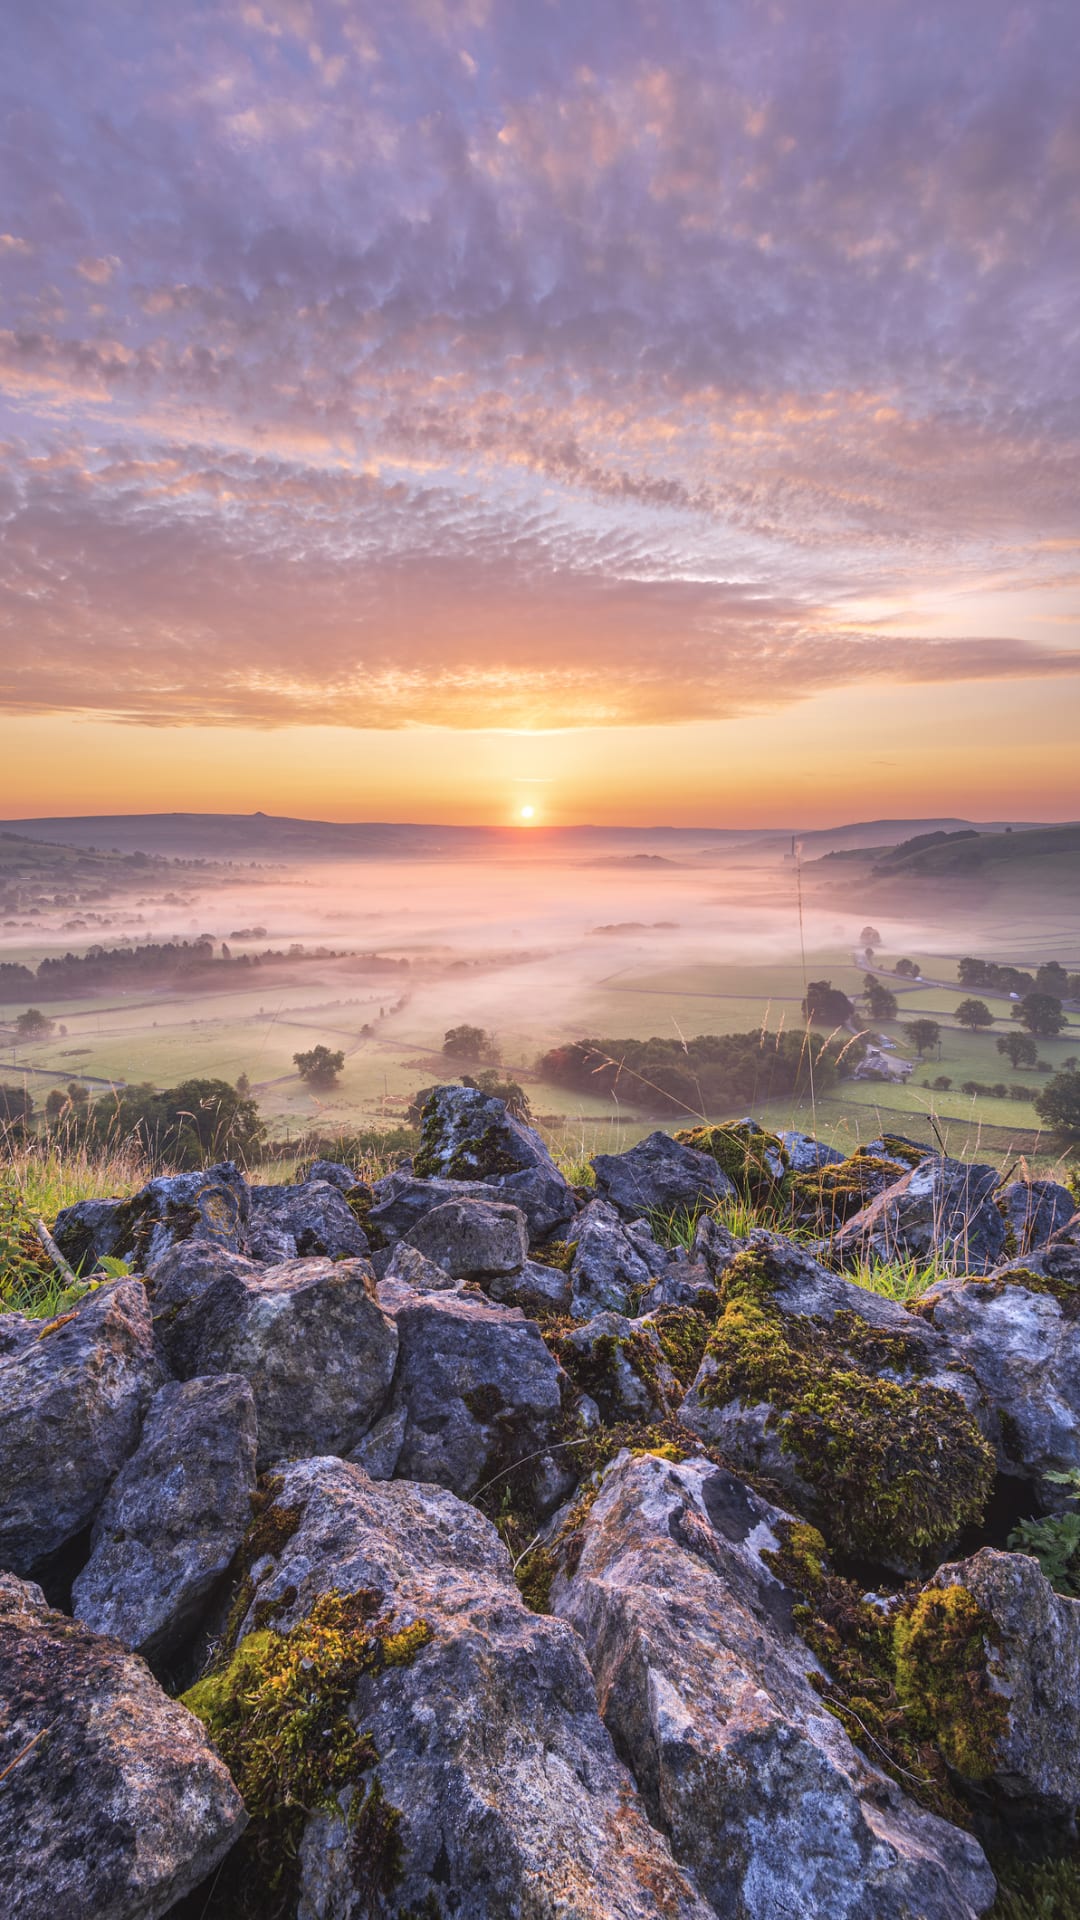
[1,1087,1079,1917]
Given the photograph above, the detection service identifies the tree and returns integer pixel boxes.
[442,1024,500,1064]
[997,1032,1038,1070]
[955,998,994,1031]
[1034,1067,1080,1135]
[236,1072,251,1097]
[14,1007,53,1040]
[864,978,898,1020]
[88,1077,265,1170]
[0,1083,33,1125]
[801,981,854,1028]
[894,958,920,978]
[907,1019,941,1057]
[1036,962,1069,997]
[860,927,882,948]
[294,1045,346,1088]
[1013,993,1068,1038]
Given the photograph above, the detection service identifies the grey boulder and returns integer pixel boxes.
[567,1197,671,1315]
[72,1373,258,1664]
[401,1195,529,1279]
[829,1155,1007,1273]
[245,1176,369,1262]
[552,1450,995,1920]
[149,1246,397,1469]
[212,1456,712,1919]
[412,1084,577,1237]
[999,1179,1077,1256]
[355,1283,562,1498]
[592,1130,735,1220]
[0,1572,245,1920]
[53,1162,249,1271]
[0,1280,163,1577]
[906,1547,1080,1818]
[779,1129,846,1172]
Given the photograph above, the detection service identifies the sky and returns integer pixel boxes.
[1,0,1078,827]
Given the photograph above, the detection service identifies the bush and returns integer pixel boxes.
[1035,1067,1080,1136]
[294,1045,346,1088]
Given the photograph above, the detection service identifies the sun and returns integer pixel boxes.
[518,804,536,822]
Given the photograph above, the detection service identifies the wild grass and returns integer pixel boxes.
[1,1122,152,1218]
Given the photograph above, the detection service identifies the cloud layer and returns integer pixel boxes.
[2,0,1079,732]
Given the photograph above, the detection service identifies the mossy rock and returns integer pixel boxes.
[675,1122,788,1202]
[787,1154,903,1232]
[893,1584,1007,1780]
[182,1587,431,1919]
[694,1248,994,1564]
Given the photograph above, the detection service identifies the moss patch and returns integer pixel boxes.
[675,1121,787,1201]
[893,1584,1007,1779]
[697,1249,994,1563]
[183,1588,431,1920]
[530,1238,576,1272]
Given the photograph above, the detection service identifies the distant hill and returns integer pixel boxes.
[805,821,1080,909]
[0,811,1051,863]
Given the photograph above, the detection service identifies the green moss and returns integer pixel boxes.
[413,1095,522,1182]
[893,1584,1007,1779]
[698,1249,994,1562]
[182,1589,431,1920]
[650,1305,715,1388]
[530,1238,576,1272]
[675,1122,788,1201]
[344,1183,386,1251]
[462,1383,506,1422]
[220,1476,304,1654]
[988,1853,1080,1919]
[967,1268,1080,1317]
[787,1154,900,1232]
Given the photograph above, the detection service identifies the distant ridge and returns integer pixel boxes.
[0,811,1050,861]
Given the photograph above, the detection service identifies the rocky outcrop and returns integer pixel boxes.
[0,1572,245,1920]
[998,1178,1077,1256]
[53,1164,249,1271]
[780,1128,846,1172]
[0,1280,163,1577]
[551,1451,995,1920]
[72,1375,258,1664]
[592,1129,734,1219]
[412,1084,577,1237]
[553,1311,675,1423]
[678,1233,994,1563]
[900,1548,1080,1818]
[244,1176,369,1263]
[918,1253,1080,1505]
[828,1154,1008,1273]
[355,1282,563,1498]
[149,1247,397,1469]
[182,1457,712,1920]
[565,1196,671,1315]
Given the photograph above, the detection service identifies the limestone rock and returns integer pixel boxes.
[592,1130,735,1221]
[53,1163,249,1272]
[555,1311,674,1423]
[566,1197,670,1316]
[907,1547,1080,1817]
[0,1573,245,1919]
[0,1280,163,1577]
[999,1179,1077,1256]
[366,1284,563,1497]
[72,1374,258,1664]
[245,1176,369,1263]
[401,1195,529,1279]
[193,1456,712,1920]
[918,1253,1080,1505]
[829,1154,1007,1273]
[678,1233,993,1564]
[552,1451,995,1920]
[412,1084,577,1237]
[484,1255,575,1314]
[302,1158,359,1190]
[149,1247,397,1469]
[780,1129,846,1172]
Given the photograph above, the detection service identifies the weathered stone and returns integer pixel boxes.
[245,1177,369,1263]
[412,1084,577,1237]
[381,1239,459,1292]
[552,1451,994,1920]
[999,1179,1077,1256]
[149,1247,397,1469]
[679,1232,993,1564]
[555,1312,675,1422]
[368,1169,545,1247]
[188,1456,712,1920]
[484,1255,575,1314]
[0,1280,163,1577]
[829,1155,1007,1273]
[592,1130,735,1220]
[367,1283,563,1497]
[918,1254,1080,1505]
[779,1129,846,1172]
[675,1119,789,1199]
[566,1196,669,1316]
[72,1374,258,1663]
[402,1196,529,1278]
[906,1547,1080,1818]
[53,1163,249,1272]
[302,1158,359,1190]
[0,1573,245,1920]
